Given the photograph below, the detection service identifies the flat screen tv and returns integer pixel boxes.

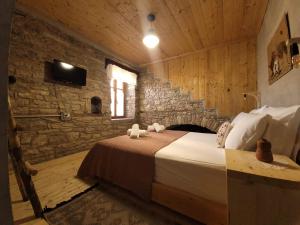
[52,59,86,86]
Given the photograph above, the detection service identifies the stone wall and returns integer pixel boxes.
[8,11,227,164]
[8,12,136,163]
[137,72,228,132]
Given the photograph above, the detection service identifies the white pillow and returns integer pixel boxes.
[258,105,300,156]
[225,112,270,150]
[250,105,269,114]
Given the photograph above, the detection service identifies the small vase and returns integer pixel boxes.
[256,138,273,163]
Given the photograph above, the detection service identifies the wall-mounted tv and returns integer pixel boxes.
[52,59,87,86]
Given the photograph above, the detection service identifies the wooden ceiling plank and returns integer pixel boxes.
[223,0,244,42]
[86,1,150,53]
[17,0,151,64]
[106,0,143,33]
[188,0,211,47]
[164,0,204,50]
[106,0,169,61]
[17,0,268,65]
[253,0,269,34]
[146,0,195,56]
[192,0,224,46]
[104,0,178,61]
[235,0,247,39]
[54,0,149,59]
[222,0,233,42]
[240,0,255,38]
[201,0,224,45]
[239,0,261,39]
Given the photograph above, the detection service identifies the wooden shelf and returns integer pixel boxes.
[226,149,300,225]
[226,149,300,183]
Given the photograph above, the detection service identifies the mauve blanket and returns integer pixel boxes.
[77,130,187,200]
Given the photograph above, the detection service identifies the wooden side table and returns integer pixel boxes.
[226,149,300,225]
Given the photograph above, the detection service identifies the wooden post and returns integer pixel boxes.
[7,98,43,217]
[0,0,15,224]
[9,152,28,201]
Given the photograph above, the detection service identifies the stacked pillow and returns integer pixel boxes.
[219,105,300,159]
[224,112,270,150]
[250,105,300,157]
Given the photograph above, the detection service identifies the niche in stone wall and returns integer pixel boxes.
[91,96,102,114]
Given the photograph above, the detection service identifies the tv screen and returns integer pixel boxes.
[52,59,86,86]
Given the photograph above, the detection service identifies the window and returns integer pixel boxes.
[110,79,125,117]
[107,64,137,119]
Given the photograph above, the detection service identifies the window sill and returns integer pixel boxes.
[111,117,134,121]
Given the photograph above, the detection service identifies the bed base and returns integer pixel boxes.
[152,182,228,225]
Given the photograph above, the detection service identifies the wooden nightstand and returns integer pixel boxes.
[226,149,300,225]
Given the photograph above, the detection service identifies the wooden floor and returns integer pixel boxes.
[9,151,95,225]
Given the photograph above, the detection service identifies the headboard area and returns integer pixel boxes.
[167,124,216,134]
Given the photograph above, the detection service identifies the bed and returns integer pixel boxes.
[77,130,228,225]
[77,105,300,225]
[154,132,227,225]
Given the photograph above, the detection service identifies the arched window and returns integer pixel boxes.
[91,96,101,114]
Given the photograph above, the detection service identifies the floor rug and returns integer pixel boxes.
[44,182,203,225]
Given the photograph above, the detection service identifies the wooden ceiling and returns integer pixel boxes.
[16,0,269,65]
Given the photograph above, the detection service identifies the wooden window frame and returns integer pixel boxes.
[111,79,126,119]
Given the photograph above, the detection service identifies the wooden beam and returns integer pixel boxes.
[0,0,15,224]
[9,152,28,201]
[8,98,43,218]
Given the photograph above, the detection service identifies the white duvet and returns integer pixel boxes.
[154,132,227,204]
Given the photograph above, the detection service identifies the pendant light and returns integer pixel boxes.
[143,14,159,49]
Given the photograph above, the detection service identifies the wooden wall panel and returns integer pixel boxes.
[146,39,257,117]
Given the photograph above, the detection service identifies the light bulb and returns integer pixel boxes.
[60,62,74,70]
[143,29,159,49]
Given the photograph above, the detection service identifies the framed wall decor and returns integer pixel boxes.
[267,13,292,85]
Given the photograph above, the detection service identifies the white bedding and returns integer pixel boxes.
[154,132,227,204]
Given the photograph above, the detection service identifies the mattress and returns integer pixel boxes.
[154,132,227,204]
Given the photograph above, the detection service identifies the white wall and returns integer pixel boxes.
[257,0,300,106]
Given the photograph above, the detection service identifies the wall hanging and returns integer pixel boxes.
[267,14,292,85]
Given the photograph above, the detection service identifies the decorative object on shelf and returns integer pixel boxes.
[143,14,159,49]
[267,13,292,85]
[256,138,273,163]
[242,91,261,108]
[286,37,300,68]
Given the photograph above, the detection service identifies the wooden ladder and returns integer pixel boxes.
[8,97,43,217]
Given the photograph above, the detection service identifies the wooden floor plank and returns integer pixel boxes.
[9,150,94,225]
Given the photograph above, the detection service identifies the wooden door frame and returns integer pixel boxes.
[0,0,15,224]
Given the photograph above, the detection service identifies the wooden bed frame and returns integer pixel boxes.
[152,182,228,225]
